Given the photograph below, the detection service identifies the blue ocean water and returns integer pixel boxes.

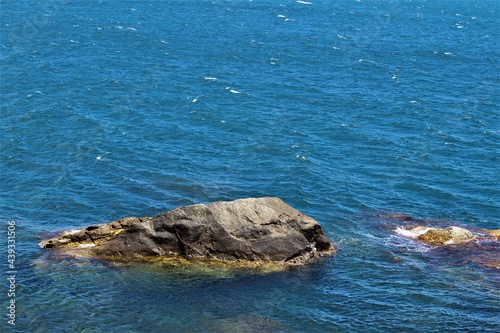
[1,0,499,332]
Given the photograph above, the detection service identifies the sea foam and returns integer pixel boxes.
[395,226,431,239]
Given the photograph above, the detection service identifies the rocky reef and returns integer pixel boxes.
[391,216,500,269]
[39,197,334,267]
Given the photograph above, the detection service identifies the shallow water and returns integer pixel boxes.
[1,0,499,332]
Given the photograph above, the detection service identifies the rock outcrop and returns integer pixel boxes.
[415,226,474,246]
[39,197,334,266]
[393,220,499,269]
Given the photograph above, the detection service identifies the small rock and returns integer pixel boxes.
[416,226,474,246]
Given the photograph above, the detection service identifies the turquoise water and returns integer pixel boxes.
[1,0,499,332]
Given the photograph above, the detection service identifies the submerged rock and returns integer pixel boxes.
[39,197,334,267]
[485,229,500,240]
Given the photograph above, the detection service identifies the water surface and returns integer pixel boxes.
[1,0,499,332]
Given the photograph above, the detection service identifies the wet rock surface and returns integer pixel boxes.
[39,197,334,267]
[414,226,474,246]
[387,214,500,269]
[485,229,500,240]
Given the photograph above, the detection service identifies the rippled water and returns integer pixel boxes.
[1,0,499,332]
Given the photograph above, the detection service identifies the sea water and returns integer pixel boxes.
[1,0,499,332]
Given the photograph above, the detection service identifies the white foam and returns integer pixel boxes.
[63,229,82,235]
[77,243,96,249]
[297,1,313,4]
[226,87,241,94]
[97,152,110,160]
[386,235,431,253]
[204,76,218,81]
[395,226,431,239]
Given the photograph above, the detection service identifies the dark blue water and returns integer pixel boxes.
[1,0,499,332]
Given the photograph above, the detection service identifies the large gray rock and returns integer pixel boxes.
[40,197,334,266]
